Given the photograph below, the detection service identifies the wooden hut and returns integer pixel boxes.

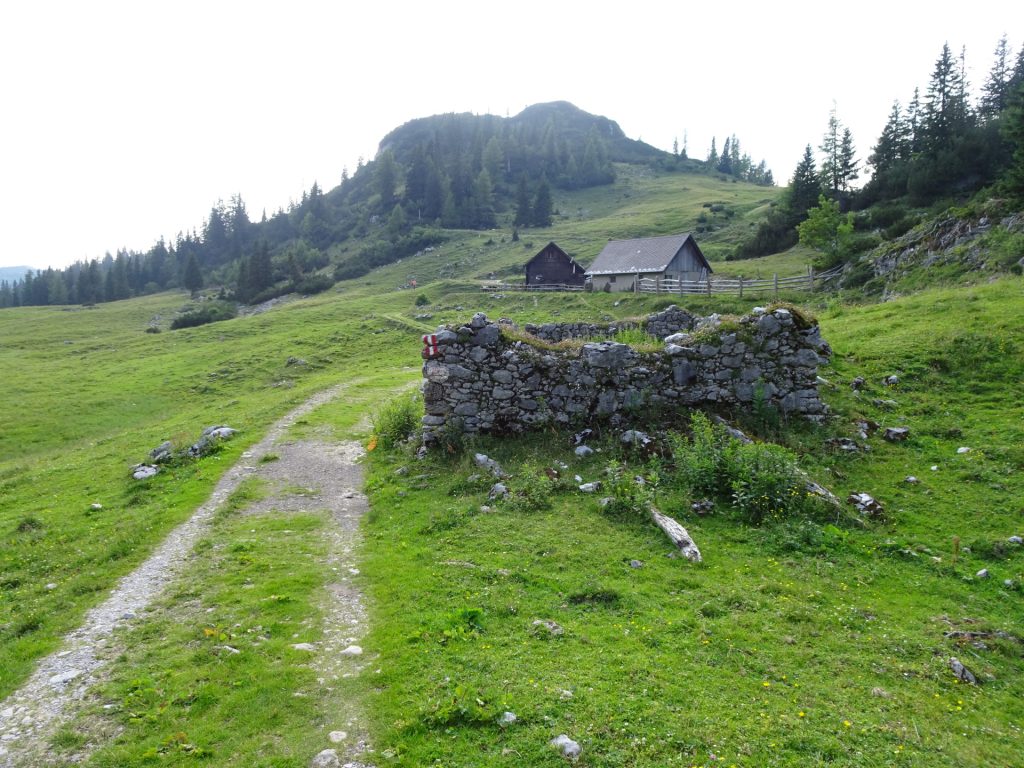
[524,242,586,288]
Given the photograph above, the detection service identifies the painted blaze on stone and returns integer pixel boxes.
[420,306,831,444]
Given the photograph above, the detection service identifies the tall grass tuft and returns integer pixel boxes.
[371,392,422,450]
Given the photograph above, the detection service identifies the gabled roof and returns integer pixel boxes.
[585,233,711,275]
[525,241,574,268]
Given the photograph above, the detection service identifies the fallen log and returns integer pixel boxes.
[649,505,702,562]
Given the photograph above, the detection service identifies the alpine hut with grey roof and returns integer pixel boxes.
[585,232,711,292]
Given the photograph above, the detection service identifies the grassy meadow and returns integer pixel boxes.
[2,166,1022,766]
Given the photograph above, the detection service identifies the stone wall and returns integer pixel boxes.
[421,305,831,443]
[521,305,698,343]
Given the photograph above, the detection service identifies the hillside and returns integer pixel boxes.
[2,237,1023,764]
[2,90,1024,766]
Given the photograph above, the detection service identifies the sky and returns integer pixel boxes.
[0,0,1018,271]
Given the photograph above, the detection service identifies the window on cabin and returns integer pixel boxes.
[609,275,617,283]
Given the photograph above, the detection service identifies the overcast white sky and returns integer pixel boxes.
[0,1,1017,270]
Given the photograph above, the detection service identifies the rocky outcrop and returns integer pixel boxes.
[421,306,831,443]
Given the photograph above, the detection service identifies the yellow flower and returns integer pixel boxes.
[798,711,806,718]
[843,720,852,728]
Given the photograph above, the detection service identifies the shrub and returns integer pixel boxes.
[292,273,335,295]
[169,301,237,330]
[726,441,807,525]
[414,293,430,306]
[601,460,656,518]
[371,392,422,450]
[670,412,730,497]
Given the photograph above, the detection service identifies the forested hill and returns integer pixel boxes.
[4,100,744,309]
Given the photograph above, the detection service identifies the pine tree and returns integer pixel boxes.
[980,35,1013,119]
[514,175,532,227]
[718,136,733,174]
[838,128,859,193]
[706,137,718,167]
[1001,81,1024,200]
[183,253,204,298]
[788,145,821,218]
[923,42,970,153]
[532,177,553,227]
[819,107,842,197]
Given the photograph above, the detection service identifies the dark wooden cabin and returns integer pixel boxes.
[524,242,586,288]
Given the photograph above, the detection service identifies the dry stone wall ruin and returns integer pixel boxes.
[421,305,831,443]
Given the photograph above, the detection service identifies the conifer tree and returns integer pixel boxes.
[183,253,204,298]
[532,177,553,227]
[980,35,1013,119]
[789,145,821,217]
[514,175,532,227]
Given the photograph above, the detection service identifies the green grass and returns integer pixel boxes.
[2,162,1021,766]
[354,277,1024,767]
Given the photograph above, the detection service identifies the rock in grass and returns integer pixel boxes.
[474,453,506,478]
[310,749,340,768]
[574,445,594,458]
[532,619,564,637]
[90,503,103,511]
[976,568,990,579]
[949,657,978,685]
[498,711,517,727]
[291,643,317,652]
[489,483,509,500]
[340,645,362,656]
[578,482,601,493]
[550,734,581,760]
[132,464,160,480]
[883,427,910,442]
[328,731,347,743]
[847,492,884,516]
[1009,536,1023,545]
[149,440,174,463]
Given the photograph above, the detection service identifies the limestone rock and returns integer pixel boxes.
[310,748,341,768]
[883,427,910,442]
[474,453,506,478]
[498,711,517,727]
[847,492,884,516]
[132,464,160,480]
[532,619,564,637]
[550,734,581,760]
[949,657,978,684]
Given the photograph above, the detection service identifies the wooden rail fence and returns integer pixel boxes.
[483,265,843,297]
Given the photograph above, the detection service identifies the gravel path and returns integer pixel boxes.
[0,383,375,767]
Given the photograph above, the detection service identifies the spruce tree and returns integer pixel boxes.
[531,177,553,227]
[514,175,532,227]
[183,253,204,298]
[788,145,821,218]
[980,35,1013,119]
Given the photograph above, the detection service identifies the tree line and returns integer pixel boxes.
[734,36,1024,260]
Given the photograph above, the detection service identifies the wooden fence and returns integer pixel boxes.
[483,265,842,297]
[636,266,843,297]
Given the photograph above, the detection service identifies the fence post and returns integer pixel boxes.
[739,276,744,299]
[809,265,815,291]
[773,273,779,299]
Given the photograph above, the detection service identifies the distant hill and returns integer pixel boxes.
[0,266,34,283]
